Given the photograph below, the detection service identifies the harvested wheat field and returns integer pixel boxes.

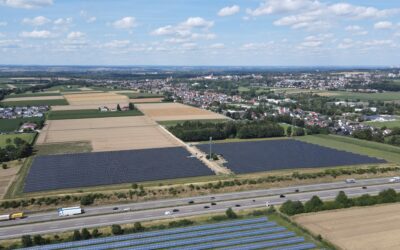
[1,95,64,102]
[294,203,400,250]
[52,92,129,110]
[130,97,163,103]
[136,103,227,121]
[37,116,182,152]
[0,161,22,198]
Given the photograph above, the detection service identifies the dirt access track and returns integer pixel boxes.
[294,203,400,250]
[36,116,182,152]
[1,96,64,102]
[52,92,129,111]
[136,102,227,121]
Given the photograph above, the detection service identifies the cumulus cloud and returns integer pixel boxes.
[247,0,319,16]
[218,5,240,17]
[22,16,50,26]
[67,31,85,40]
[20,30,51,38]
[54,18,73,26]
[1,0,53,9]
[152,17,213,37]
[209,43,225,49]
[102,40,131,49]
[374,21,393,29]
[80,11,96,23]
[345,25,368,35]
[113,17,137,29]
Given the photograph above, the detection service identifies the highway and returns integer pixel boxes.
[0,177,399,239]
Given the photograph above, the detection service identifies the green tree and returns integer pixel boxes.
[304,196,324,212]
[81,228,91,240]
[129,103,135,110]
[72,230,81,241]
[33,234,45,245]
[225,208,238,219]
[280,200,304,215]
[117,104,121,111]
[286,126,292,136]
[378,188,398,203]
[111,224,123,235]
[92,228,100,238]
[21,235,33,247]
[80,194,95,205]
[335,191,352,208]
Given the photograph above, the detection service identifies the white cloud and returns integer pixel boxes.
[54,18,73,26]
[218,5,240,17]
[86,17,96,23]
[113,17,137,29]
[80,10,96,23]
[345,25,368,35]
[20,30,51,38]
[374,21,393,29]
[0,39,21,48]
[181,17,214,29]
[338,38,355,49]
[240,41,275,50]
[364,39,394,46]
[329,3,399,19]
[345,25,361,31]
[22,16,50,26]
[102,40,130,49]
[67,31,85,40]
[1,0,53,9]
[247,0,318,16]
[209,43,225,49]
[0,22,7,26]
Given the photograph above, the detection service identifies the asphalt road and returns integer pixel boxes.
[1,179,400,239]
[0,176,395,228]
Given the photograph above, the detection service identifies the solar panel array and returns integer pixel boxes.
[22,217,317,250]
[24,147,214,192]
[197,139,385,174]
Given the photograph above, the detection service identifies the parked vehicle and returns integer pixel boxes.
[58,207,83,217]
[0,212,24,221]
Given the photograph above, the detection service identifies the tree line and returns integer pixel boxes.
[280,188,400,216]
[168,120,285,142]
[0,137,33,163]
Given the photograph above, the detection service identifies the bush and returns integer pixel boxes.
[280,200,304,215]
[81,228,91,240]
[72,230,81,241]
[211,215,228,221]
[304,196,324,212]
[80,194,95,206]
[33,235,45,245]
[335,191,352,208]
[21,235,33,247]
[92,228,101,238]
[225,208,238,219]
[111,224,123,235]
[133,222,144,232]
[1,164,7,169]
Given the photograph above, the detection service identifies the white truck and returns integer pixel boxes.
[58,207,83,217]
[389,177,400,183]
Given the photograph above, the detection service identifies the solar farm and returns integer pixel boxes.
[197,139,386,174]
[22,217,317,250]
[24,147,214,192]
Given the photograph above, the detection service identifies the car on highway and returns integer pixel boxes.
[210,197,215,200]
[123,208,131,211]
[295,189,299,193]
[211,202,216,206]
[345,178,356,184]
[235,204,241,207]
[172,209,180,213]
[112,207,119,211]
[204,206,210,209]
[362,186,367,189]
[164,211,172,215]
[389,177,400,183]
[279,194,286,198]
[188,200,194,204]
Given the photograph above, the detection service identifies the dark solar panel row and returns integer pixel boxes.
[23,218,268,250]
[221,237,305,250]
[197,139,385,174]
[271,243,317,250]
[84,226,286,250]
[24,147,214,192]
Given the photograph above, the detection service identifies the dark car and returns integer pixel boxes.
[280,194,286,198]
[210,197,215,200]
[188,200,194,204]
[211,202,217,206]
[172,209,180,212]
[204,206,210,209]
[295,189,299,193]
[362,186,367,189]
[235,204,241,207]
[112,207,119,210]
[252,199,256,202]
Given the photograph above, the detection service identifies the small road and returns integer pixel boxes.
[0,177,399,239]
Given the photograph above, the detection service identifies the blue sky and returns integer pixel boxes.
[0,0,400,66]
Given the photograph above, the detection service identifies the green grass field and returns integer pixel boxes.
[319,91,400,101]
[0,117,44,132]
[364,120,400,129]
[35,141,93,155]
[0,133,36,146]
[6,92,61,98]
[48,109,143,120]
[45,85,84,92]
[296,134,400,164]
[1,99,68,106]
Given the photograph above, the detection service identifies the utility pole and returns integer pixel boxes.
[209,136,212,160]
